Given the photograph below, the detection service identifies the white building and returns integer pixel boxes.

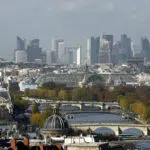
[19,81,37,92]
[87,38,91,65]
[76,46,81,66]
[15,50,26,63]
[46,51,52,66]
[58,41,65,64]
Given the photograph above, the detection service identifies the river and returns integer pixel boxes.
[62,110,150,149]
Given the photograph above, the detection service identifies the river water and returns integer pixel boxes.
[63,111,150,149]
[134,141,150,150]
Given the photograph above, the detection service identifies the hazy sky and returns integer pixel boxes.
[0,0,150,59]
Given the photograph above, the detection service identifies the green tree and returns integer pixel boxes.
[32,103,39,114]
[9,82,20,92]
[24,88,30,97]
[87,128,93,134]
[12,93,29,113]
[41,82,56,90]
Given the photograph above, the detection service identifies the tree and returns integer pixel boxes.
[43,106,54,119]
[12,93,29,114]
[9,81,20,92]
[30,113,43,127]
[86,128,93,134]
[58,90,68,100]
[72,87,93,101]
[47,90,56,99]
[32,103,39,114]
[119,98,129,110]
[41,82,56,90]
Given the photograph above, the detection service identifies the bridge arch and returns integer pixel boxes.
[94,127,115,135]
[120,127,146,136]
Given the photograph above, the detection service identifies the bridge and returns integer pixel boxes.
[24,97,120,110]
[70,123,150,136]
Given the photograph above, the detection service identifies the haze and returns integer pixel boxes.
[0,0,149,59]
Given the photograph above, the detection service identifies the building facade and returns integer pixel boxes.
[87,37,100,65]
[27,39,42,63]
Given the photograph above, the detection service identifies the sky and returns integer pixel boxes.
[0,0,150,60]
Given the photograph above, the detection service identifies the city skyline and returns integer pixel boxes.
[0,0,150,59]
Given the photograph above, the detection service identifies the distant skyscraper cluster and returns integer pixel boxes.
[14,34,150,65]
[14,37,81,66]
[46,38,81,66]
[14,37,43,63]
[87,34,133,65]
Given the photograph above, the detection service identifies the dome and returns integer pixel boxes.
[43,114,68,130]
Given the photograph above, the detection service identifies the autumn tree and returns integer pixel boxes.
[47,90,56,100]
[58,90,68,100]
[30,113,43,127]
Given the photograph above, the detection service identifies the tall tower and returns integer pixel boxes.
[16,36,26,50]
[76,46,81,66]
[14,36,26,62]
[87,37,100,65]
[99,39,111,64]
[51,38,64,64]
[27,39,42,63]
[141,37,150,62]
[102,34,114,52]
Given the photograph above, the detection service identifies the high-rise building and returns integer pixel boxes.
[27,39,42,62]
[64,47,77,65]
[141,37,150,61]
[46,51,52,65]
[99,39,111,64]
[51,38,64,63]
[102,35,114,52]
[15,51,27,63]
[58,41,65,64]
[14,36,26,61]
[68,51,74,64]
[51,51,57,64]
[87,37,100,65]
[16,36,26,50]
[76,46,81,66]
[117,34,132,63]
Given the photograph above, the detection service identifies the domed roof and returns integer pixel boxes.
[43,114,68,130]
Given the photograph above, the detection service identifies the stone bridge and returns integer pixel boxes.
[25,98,120,110]
[70,123,150,136]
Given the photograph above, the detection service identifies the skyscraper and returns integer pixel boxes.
[27,39,42,62]
[14,36,26,62]
[46,51,52,66]
[15,51,27,63]
[141,37,150,61]
[87,37,100,65]
[51,38,64,63]
[16,36,26,50]
[58,41,65,64]
[65,46,79,65]
[117,34,132,63]
[102,35,114,52]
[76,46,81,66]
[99,39,111,64]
